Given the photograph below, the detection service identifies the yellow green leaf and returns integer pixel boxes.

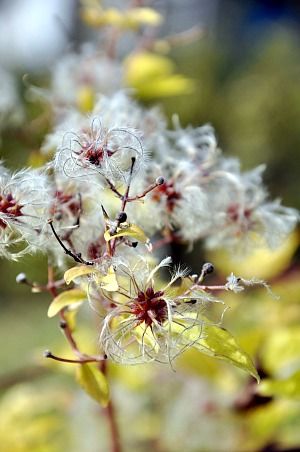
[104,223,148,243]
[258,370,300,398]
[63,307,78,332]
[125,52,174,82]
[124,52,195,99]
[195,325,259,382]
[81,6,162,29]
[64,265,118,292]
[246,399,299,445]
[76,363,109,407]
[102,8,123,26]
[76,85,95,112]
[261,326,300,376]
[134,75,195,99]
[100,265,118,292]
[207,232,298,280]
[47,289,87,318]
[64,265,96,285]
[125,7,163,27]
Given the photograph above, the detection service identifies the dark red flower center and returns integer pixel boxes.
[152,181,181,212]
[227,203,253,235]
[0,193,23,229]
[51,190,81,220]
[87,240,103,260]
[131,286,167,327]
[80,142,115,167]
[227,203,252,223]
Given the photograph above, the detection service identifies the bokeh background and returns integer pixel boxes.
[0,1,300,451]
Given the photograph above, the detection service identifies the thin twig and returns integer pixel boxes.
[48,219,94,266]
[105,178,123,198]
[127,180,161,201]
[44,350,104,364]
[109,158,136,252]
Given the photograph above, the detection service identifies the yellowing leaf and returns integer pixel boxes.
[124,52,195,99]
[134,75,195,99]
[207,232,298,280]
[81,6,162,29]
[64,265,95,285]
[47,289,87,318]
[64,265,118,292]
[100,266,118,292]
[102,8,123,26]
[246,399,299,445]
[63,308,78,332]
[195,325,259,382]
[76,363,109,407]
[77,85,95,112]
[261,326,300,376]
[80,9,101,27]
[258,370,300,399]
[104,223,148,243]
[125,52,174,83]
[126,8,163,27]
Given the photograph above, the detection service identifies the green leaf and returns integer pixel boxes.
[104,223,148,243]
[195,325,260,382]
[258,370,300,398]
[47,289,87,318]
[64,265,96,285]
[76,363,110,407]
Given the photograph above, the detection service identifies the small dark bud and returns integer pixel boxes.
[156,176,165,185]
[202,262,214,276]
[116,211,127,223]
[59,320,67,329]
[187,299,197,304]
[16,273,27,284]
[131,241,138,248]
[43,350,51,358]
[54,212,63,221]
[104,354,108,360]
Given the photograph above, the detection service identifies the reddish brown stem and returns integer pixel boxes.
[46,265,121,450]
[100,360,122,452]
[105,178,122,198]
[109,158,136,254]
[59,311,82,357]
[127,181,161,202]
[44,351,104,364]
